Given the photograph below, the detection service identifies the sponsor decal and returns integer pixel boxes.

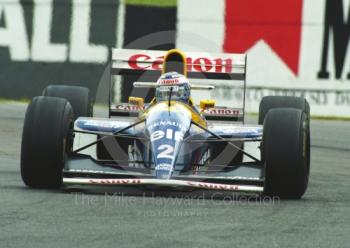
[228,176,261,180]
[223,127,261,134]
[186,181,240,190]
[158,86,179,92]
[128,54,233,73]
[204,108,242,116]
[69,169,109,174]
[159,79,179,85]
[89,179,141,185]
[150,129,184,142]
[81,120,121,129]
[114,104,144,112]
[155,163,172,171]
[148,121,185,131]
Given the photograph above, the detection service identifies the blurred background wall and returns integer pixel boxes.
[0,0,349,117]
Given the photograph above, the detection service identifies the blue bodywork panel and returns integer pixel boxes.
[75,102,262,179]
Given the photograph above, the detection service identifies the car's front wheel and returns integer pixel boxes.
[21,96,73,188]
[262,108,310,199]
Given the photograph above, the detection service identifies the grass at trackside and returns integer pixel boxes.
[0,98,29,104]
[309,115,350,121]
[125,0,177,7]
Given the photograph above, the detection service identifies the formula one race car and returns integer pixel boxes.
[21,49,311,199]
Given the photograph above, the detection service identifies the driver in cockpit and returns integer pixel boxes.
[154,71,192,105]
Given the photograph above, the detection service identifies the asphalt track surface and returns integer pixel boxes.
[0,102,349,248]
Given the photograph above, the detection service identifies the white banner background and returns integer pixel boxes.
[177,0,350,117]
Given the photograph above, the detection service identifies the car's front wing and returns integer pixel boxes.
[63,155,264,193]
[63,177,263,192]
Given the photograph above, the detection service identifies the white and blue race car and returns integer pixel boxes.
[21,49,310,199]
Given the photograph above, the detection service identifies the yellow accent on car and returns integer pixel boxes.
[200,99,216,110]
[128,97,144,107]
[162,49,187,76]
[141,101,207,127]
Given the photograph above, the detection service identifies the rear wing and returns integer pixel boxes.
[111,49,246,80]
[110,49,247,121]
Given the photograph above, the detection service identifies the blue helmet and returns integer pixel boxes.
[155,72,191,103]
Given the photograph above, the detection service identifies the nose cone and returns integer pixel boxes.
[146,103,191,179]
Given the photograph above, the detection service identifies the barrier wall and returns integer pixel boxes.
[0,0,349,117]
[177,0,350,117]
[0,0,120,99]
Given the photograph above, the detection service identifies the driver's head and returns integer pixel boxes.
[155,72,191,103]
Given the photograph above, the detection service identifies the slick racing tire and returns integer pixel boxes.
[43,85,93,119]
[262,108,310,199]
[21,96,73,189]
[258,96,310,125]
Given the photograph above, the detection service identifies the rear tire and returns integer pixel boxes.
[21,96,73,188]
[43,85,92,119]
[262,108,310,199]
[259,96,310,125]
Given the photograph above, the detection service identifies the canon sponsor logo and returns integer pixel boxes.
[89,179,141,185]
[159,79,179,85]
[128,54,233,73]
[204,108,241,116]
[186,181,239,190]
[115,104,143,112]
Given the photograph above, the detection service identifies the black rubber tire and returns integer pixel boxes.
[43,85,92,119]
[259,96,310,125]
[262,108,310,199]
[21,96,73,188]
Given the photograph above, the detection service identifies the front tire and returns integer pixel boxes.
[262,108,310,199]
[21,96,73,188]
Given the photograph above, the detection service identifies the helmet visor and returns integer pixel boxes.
[156,85,188,101]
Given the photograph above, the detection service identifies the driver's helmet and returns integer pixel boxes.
[155,72,191,103]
